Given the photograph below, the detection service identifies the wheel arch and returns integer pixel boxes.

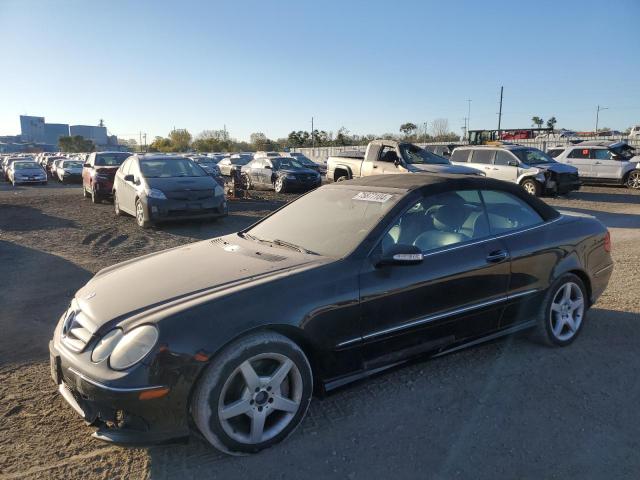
[333,165,352,181]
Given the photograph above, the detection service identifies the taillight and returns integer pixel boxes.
[604,231,611,252]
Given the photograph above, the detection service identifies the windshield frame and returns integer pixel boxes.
[511,148,557,166]
[399,144,451,165]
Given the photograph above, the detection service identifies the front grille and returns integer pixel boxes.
[61,309,95,352]
[165,190,212,201]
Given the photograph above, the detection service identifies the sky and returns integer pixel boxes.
[1,0,639,142]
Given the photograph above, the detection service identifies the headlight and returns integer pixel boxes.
[147,188,167,199]
[91,328,123,363]
[109,325,159,370]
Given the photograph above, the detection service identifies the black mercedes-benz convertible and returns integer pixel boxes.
[50,174,613,454]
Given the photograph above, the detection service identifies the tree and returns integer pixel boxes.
[531,116,544,128]
[546,116,557,131]
[250,132,270,150]
[429,118,451,139]
[58,135,95,153]
[169,129,192,152]
[149,136,173,152]
[335,127,351,146]
[399,122,417,137]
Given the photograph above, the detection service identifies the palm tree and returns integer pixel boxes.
[546,116,557,131]
[531,116,544,129]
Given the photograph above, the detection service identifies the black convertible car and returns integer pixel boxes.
[50,174,613,454]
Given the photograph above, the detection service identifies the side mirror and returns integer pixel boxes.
[377,244,424,267]
[124,174,135,182]
[508,160,518,167]
[264,165,272,170]
[83,163,91,168]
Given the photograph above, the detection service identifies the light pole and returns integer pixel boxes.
[466,99,472,133]
[595,105,608,137]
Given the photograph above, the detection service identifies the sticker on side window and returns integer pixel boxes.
[352,191,394,203]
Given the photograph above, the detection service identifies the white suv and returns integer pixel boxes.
[549,141,640,189]
[450,145,580,196]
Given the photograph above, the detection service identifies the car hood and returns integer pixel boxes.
[531,162,578,174]
[277,168,319,176]
[145,176,217,192]
[75,235,323,328]
[406,163,481,175]
[15,168,45,174]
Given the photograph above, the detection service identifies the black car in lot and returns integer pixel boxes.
[241,156,321,193]
[50,174,612,454]
[112,154,227,228]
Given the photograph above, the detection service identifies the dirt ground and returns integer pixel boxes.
[0,182,639,480]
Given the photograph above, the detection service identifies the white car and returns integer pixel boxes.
[55,159,84,183]
[550,141,640,189]
[628,125,640,139]
[450,145,580,196]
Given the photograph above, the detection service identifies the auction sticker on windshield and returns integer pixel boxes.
[352,192,394,203]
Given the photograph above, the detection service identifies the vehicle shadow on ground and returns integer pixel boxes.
[0,204,78,232]
[557,206,640,229]
[569,188,640,204]
[0,240,92,365]
[146,308,640,479]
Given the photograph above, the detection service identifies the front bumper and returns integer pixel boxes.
[282,177,322,191]
[14,177,47,184]
[61,173,82,182]
[145,196,228,222]
[49,340,191,445]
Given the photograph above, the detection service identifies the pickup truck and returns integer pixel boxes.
[326,140,481,182]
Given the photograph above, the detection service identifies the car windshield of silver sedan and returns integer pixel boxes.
[140,158,207,178]
[512,148,556,165]
[244,186,401,257]
[399,144,450,165]
[63,161,83,168]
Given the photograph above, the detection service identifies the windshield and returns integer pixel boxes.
[64,161,83,168]
[512,148,556,165]
[272,158,305,170]
[246,186,402,257]
[95,153,130,166]
[230,158,251,165]
[139,158,207,178]
[399,144,450,165]
[15,162,40,170]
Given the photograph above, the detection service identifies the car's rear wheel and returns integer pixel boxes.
[625,170,640,189]
[274,177,286,193]
[520,178,540,196]
[91,188,102,204]
[533,273,587,347]
[192,331,313,455]
[135,199,151,228]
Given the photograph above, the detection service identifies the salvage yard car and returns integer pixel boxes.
[326,140,481,182]
[82,151,131,203]
[450,144,580,196]
[112,154,227,228]
[7,160,48,186]
[55,159,84,183]
[50,173,612,455]
[241,156,322,193]
[217,154,252,176]
[549,141,640,189]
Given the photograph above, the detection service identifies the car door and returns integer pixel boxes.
[358,189,510,369]
[362,145,402,176]
[564,147,593,177]
[467,149,495,177]
[492,150,520,183]
[591,149,623,179]
[479,189,554,328]
[82,153,94,189]
[119,158,139,213]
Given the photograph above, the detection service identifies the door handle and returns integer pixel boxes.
[373,165,378,169]
[486,250,509,263]
[594,161,602,165]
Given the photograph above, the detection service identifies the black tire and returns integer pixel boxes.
[135,199,151,228]
[532,273,588,347]
[113,191,125,216]
[335,174,348,182]
[625,170,640,190]
[91,188,102,204]
[192,331,313,455]
[520,178,541,196]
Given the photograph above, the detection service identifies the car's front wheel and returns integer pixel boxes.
[135,199,151,228]
[274,176,286,193]
[625,170,640,189]
[534,273,587,346]
[192,331,313,455]
[520,178,541,196]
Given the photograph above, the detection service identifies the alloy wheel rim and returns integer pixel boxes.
[217,353,303,445]
[136,202,144,225]
[550,282,584,341]
[275,178,283,191]
[523,182,536,194]
[628,172,640,189]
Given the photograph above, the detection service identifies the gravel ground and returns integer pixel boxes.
[0,182,638,480]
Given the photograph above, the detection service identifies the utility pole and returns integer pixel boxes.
[595,105,608,137]
[139,131,142,151]
[497,86,504,137]
[466,99,472,133]
[143,133,147,152]
[311,116,314,149]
